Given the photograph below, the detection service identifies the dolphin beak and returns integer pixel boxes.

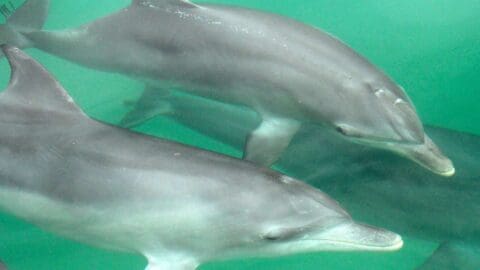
[313,222,404,251]
[394,134,455,177]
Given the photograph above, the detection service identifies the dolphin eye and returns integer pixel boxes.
[261,230,283,241]
[334,124,364,138]
[263,234,281,241]
[261,227,303,241]
[335,126,348,136]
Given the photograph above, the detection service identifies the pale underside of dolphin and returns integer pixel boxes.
[149,90,480,269]
[0,0,454,176]
[0,45,403,269]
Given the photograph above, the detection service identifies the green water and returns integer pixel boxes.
[0,0,479,269]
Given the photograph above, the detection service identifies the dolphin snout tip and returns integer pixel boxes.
[437,163,455,177]
[417,156,455,178]
[416,140,456,178]
[411,150,455,178]
[392,133,455,177]
[385,234,404,251]
[319,222,404,252]
[361,226,404,251]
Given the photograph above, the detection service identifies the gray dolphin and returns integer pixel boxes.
[0,45,402,270]
[153,92,480,269]
[0,0,454,176]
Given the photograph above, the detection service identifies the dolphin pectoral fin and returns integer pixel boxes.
[243,118,301,166]
[120,85,173,128]
[417,242,480,270]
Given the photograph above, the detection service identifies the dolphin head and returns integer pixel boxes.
[329,76,454,177]
[218,178,403,261]
[258,220,403,255]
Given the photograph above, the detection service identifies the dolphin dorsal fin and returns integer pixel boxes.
[0,45,86,119]
[132,0,199,9]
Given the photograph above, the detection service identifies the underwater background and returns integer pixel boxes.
[0,0,479,269]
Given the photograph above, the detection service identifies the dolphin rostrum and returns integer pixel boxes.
[0,0,454,176]
[0,45,402,269]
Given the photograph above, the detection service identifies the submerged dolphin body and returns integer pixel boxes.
[154,93,480,269]
[0,46,403,269]
[0,0,454,176]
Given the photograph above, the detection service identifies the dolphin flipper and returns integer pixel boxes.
[120,85,173,128]
[417,242,480,270]
[243,118,301,166]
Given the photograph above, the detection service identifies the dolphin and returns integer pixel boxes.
[0,45,403,270]
[0,260,6,270]
[152,92,480,269]
[0,0,454,176]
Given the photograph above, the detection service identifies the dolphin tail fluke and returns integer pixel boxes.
[120,85,173,128]
[0,0,50,55]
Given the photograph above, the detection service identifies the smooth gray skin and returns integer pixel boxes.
[0,46,403,270]
[155,92,480,269]
[0,260,6,270]
[0,0,454,176]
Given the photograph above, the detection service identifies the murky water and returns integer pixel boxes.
[0,0,479,269]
